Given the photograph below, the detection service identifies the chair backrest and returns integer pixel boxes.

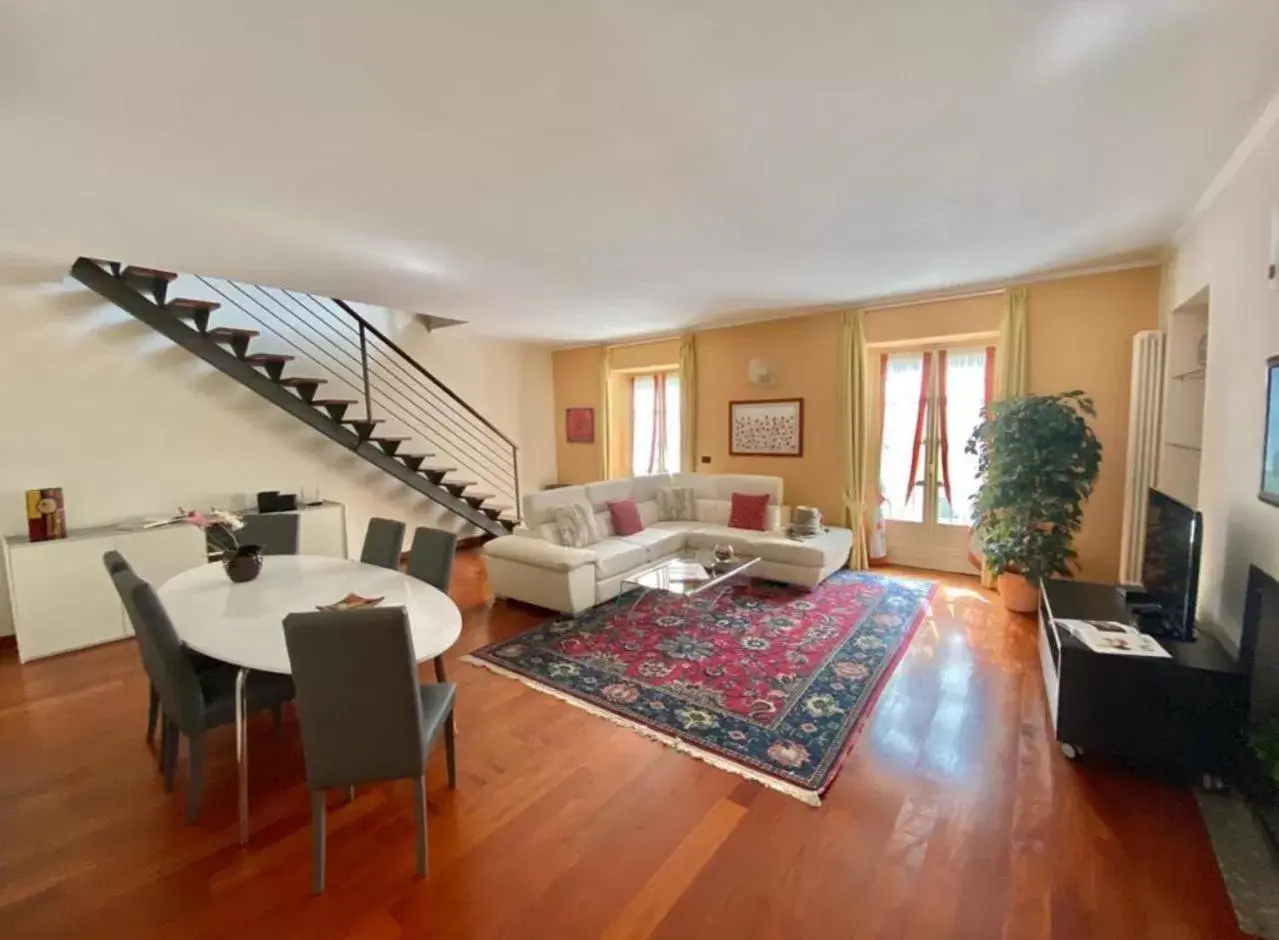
[406,527,457,593]
[238,513,300,556]
[103,550,131,576]
[360,517,406,569]
[283,607,426,789]
[108,566,206,732]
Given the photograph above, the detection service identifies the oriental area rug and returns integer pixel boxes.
[464,571,937,805]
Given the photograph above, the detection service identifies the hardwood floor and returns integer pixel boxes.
[0,557,1246,939]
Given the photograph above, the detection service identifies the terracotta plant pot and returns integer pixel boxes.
[224,545,263,584]
[996,572,1039,613]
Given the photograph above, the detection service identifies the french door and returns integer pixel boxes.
[877,344,994,573]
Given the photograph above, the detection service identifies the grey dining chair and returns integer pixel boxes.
[109,566,296,822]
[103,550,226,752]
[237,512,300,556]
[406,526,457,682]
[282,607,457,894]
[360,517,406,569]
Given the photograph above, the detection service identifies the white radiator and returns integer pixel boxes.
[1118,330,1166,583]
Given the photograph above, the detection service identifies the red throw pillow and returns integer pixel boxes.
[607,498,645,536]
[729,492,770,531]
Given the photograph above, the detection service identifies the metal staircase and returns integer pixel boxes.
[70,257,519,537]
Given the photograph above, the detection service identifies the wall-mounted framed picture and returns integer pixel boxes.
[1261,357,1279,505]
[565,407,596,444]
[729,398,804,457]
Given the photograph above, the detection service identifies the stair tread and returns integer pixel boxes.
[311,398,358,405]
[398,452,435,459]
[444,480,477,487]
[122,266,178,282]
[465,492,497,500]
[371,435,410,441]
[167,298,220,312]
[245,353,295,363]
[420,465,457,472]
[207,327,260,339]
[278,376,327,387]
[341,417,385,424]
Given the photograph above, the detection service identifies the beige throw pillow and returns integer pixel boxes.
[550,502,601,548]
[657,486,697,522]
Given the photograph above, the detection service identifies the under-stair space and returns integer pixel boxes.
[70,258,520,538]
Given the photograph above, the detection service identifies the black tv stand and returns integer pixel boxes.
[1038,579,1248,780]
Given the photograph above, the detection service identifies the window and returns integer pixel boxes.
[878,345,993,526]
[631,372,681,475]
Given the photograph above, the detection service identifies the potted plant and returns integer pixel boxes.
[966,390,1102,612]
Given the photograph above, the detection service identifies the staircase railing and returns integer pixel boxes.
[172,272,520,523]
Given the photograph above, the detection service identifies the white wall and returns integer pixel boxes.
[0,263,557,635]
[1165,109,1279,643]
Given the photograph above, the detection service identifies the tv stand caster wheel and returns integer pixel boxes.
[1060,742,1082,760]
[1202,774,1226,792]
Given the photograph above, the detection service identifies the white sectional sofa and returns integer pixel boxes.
[483,473,852,614]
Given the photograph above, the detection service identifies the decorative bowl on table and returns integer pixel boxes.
[712,544,735,566]
[224,545,263,583]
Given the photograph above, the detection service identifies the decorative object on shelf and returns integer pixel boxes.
[565,406,595,444]
[967,390,1102,612]
[729,398,803,457]
[316,592,385,612]
[180,508,260,582]
[1260,357,1279,507]
[25,487,66,542]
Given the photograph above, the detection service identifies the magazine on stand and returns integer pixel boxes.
[1056,619,1171,659]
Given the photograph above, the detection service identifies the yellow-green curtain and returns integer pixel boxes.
[839,309,872,569]
[982,287,1030,586]
[679,333,697,472]
[600,347,613,480]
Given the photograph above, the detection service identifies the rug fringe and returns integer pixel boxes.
[460,654,822,807]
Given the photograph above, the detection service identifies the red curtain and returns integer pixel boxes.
[937,350,952,508]
[983,345,996,405]
[904,352,932,505]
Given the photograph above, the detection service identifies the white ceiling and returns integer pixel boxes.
[2,1,1278,342]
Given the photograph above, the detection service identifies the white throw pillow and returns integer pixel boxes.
[550,502,601,548]
[657,486,697,522]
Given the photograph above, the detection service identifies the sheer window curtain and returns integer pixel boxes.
[981,287,1027,586]
[938,348,989,526]
[631,373,681,475]
[879,352,927,523]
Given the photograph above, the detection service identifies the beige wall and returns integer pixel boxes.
[551,267,1160,582]
[1165,109,1279,644]
[1026,268,1162,580]
[552,345,605,483]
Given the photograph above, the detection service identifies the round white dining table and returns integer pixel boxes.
[158,555,462,845]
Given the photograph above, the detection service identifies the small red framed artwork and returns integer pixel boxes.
[729,398,804,457]
[565,407,596,444]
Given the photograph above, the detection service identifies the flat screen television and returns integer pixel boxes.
[1140,488,1203,640]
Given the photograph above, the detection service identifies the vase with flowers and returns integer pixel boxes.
[181,508,260,583]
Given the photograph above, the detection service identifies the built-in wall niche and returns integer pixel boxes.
[1159,289,1209,507]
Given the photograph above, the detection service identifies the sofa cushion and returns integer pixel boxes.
[648,520,707,534]
[483,535,596,572]
[636,499,660,526]
[585,479,634,509]
[657,486,696,521]
[607,498,644,536]
[590,538,650,579]
[616,527,685,561]
[523,485,588,527]
[752,527,853,570]
[551,502,601,548]
[685,524,769,556]
[729,492,770,531]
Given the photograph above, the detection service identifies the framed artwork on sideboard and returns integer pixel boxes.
[729,398,803,457]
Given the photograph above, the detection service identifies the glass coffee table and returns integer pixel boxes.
[616,550,759,623]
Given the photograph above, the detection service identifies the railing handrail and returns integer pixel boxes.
[329,297,519,450]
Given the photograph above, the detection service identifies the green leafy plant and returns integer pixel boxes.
[965,390,1102,585]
